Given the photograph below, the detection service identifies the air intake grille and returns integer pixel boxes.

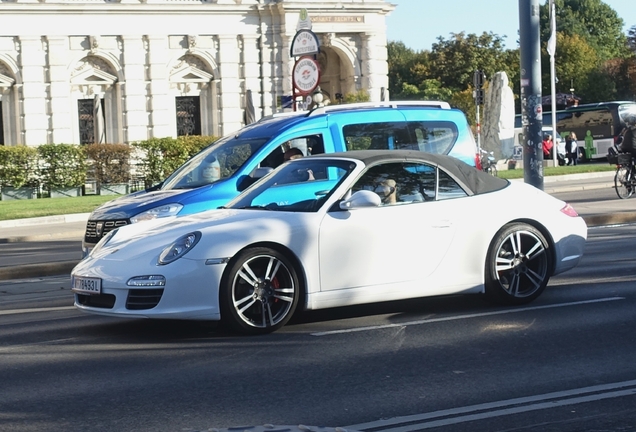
[84,219,129,244]
[126,289,164,310]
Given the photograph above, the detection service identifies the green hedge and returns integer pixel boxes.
[0,136,219,192]
[131,135,217,187]
[38,144,87,189]
[0,145,39,188]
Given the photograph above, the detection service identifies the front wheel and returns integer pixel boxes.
[484,223,551,305]
[614,166,633,199]
[220,247,300,335]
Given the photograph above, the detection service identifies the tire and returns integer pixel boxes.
[614,166,633,199]
[220,247,300,335]
[484,223,551,305]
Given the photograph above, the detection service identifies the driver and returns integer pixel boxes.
[200,155,220,182]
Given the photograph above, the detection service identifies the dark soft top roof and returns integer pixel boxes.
[309,150,509,195]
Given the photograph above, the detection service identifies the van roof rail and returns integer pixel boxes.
[308,100,451,116]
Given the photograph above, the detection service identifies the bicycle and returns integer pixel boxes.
[480,149,498,177]
[609,149,636,199]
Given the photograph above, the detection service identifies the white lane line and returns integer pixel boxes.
[0,306,76,316]
[346,379,636,431]
[311,297,624,336]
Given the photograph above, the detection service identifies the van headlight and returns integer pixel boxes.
[158,232,201,265]
[131,203,183,223]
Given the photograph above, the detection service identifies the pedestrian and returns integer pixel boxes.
[566,132,578,166]
[542,134,553,158]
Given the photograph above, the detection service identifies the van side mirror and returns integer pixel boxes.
[237,167,274,192]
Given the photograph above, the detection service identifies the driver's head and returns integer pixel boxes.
[374,177,397,204]
[201,156,220,181]
[284,147,304,161]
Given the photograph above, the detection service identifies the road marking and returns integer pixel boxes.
[346,379,636,431]
[0,306,75,316]
[310,297,624,336]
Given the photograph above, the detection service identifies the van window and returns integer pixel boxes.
[162,137,268,190]
[342,121,458,155]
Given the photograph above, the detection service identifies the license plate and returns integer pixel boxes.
[72,276,102,295]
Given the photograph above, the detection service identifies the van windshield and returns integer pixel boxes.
[161,137,269,190]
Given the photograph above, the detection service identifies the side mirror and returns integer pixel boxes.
[237,167,274,192]
[339,190,381,210]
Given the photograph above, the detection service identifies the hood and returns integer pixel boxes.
[89,188,205,219]
[88,208,312,263]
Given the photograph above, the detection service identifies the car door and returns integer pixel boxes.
[318,161,463,292]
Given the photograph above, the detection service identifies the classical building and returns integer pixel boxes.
[0,0,394,146]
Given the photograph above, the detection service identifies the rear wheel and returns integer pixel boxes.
[484,223,551,305]
[614,166,634,199]
[220,247,300,335]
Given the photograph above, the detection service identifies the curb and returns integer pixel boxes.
[0,230,85,244]
[0,260,78,281]
[0,213,89,229]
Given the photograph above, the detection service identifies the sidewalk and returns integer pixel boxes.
[1,170,635,281]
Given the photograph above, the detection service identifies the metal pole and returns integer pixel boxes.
[548,0,558,166]
[519,0,543,190]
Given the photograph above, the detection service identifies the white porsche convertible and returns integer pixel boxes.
[72,150,587,335]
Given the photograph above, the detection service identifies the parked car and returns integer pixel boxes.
[72,150,587,335]
[82,101,480,256]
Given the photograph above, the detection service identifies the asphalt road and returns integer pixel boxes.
[1,224,636,432]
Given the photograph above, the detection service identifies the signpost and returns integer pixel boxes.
[290,8,321,111]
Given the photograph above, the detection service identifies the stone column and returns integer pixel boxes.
[146,35,172,138]
[46,36,74,144]
[120,35,148,142]
[242,34,261,122]
[18,36,48,146]
[360,33,389,102]
[217,35,242,134]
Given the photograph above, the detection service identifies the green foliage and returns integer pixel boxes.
[387,1,635,116]
[85,143,132,185]
[37,144,87,188]
[131,135,217,187]
[428,32,515,93]
[343,90,370,104]
[0,145,39,188]
[540,0,630,62]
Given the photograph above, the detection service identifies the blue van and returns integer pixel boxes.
[83,101,479,255]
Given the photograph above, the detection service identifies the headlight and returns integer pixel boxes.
[158,231,201,265]
[130,203,183,223]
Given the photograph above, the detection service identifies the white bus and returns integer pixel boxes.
[515,101,636,161]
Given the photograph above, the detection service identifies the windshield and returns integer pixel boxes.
[227,158,357,212]
[161,136,269,190]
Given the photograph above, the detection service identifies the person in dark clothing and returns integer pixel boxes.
[619,116,636,159]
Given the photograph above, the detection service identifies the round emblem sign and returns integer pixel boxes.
[292,57,320,95]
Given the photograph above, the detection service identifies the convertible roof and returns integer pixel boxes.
[310,150,510,195]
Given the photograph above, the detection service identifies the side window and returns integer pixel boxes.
[408,121,459,155]
[343,123,412,151]
[438,170,468,200]
[343,121,458,155]
[351,162,436,206]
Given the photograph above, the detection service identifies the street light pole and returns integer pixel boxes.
[519,0,544,190]
[548,0,558,167]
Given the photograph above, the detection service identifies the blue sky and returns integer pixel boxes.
[385,0,636,51]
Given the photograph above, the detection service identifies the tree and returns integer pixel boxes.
[540,0,630,62]
[386,41,429,101]
[428,32,515,92]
